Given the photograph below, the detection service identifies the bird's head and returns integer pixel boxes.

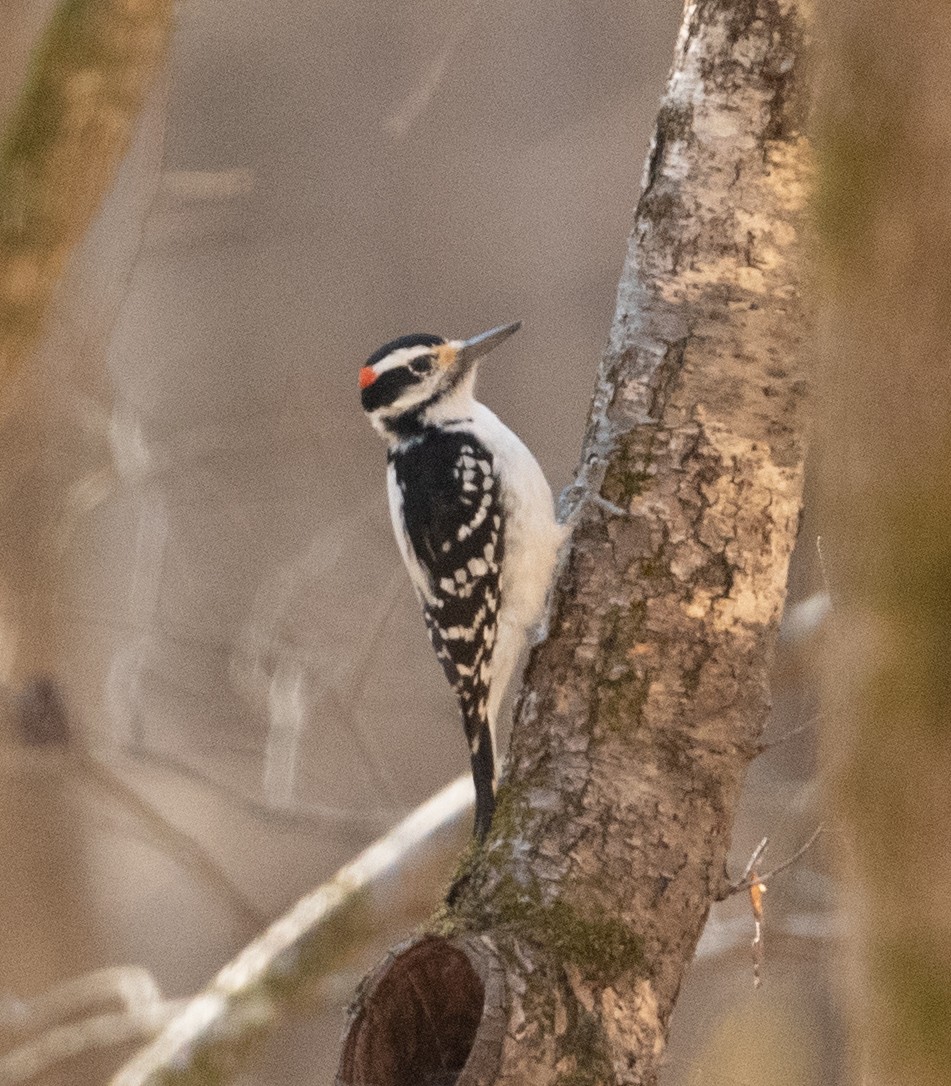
[359,321,521,438]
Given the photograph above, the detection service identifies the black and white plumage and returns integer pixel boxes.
[359,322,565,839]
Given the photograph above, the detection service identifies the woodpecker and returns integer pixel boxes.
[359,322,565,839]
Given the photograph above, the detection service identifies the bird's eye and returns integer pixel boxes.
[409,355,434,376]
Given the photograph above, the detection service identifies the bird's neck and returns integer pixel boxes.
[383,381,479,447]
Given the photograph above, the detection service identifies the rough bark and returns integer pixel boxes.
[814,4,951,1084]
[337,2,812,1084]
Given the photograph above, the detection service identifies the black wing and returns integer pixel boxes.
[390,430,505,726]
[390,429,506,838]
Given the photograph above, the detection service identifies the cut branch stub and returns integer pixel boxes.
[338,935,505,1086]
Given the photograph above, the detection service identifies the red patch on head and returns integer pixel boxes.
[359,366,377,390]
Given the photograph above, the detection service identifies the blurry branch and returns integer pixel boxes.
[0,1004,184,1086]
[759,712,819,752]
[158,167,254,201]
[236,542,407,813]
[107,774,472,1086]
[383,2,478,138]
[74,750,268,933]
[0,966,163,1034]
[0,773,470,1084]
[11,677,266,934]
[0,967,184,1086]
[0,0,175,385]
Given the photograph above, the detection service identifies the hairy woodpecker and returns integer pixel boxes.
[359,322,565,839]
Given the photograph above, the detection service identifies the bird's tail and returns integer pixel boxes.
[466,716,496,840]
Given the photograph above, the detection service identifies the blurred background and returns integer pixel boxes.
[0,1,845,1082]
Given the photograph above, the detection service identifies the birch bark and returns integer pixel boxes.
[338,2,813,1083]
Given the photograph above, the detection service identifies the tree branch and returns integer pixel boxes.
[107,775,472,1085]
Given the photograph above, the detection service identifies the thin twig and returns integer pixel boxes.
[815,535,837,610]
[718,826,825,987]
[0,1003,186,1086]
[739,836,769,885]
[383,0,482,137]
[720,824,825,899]
[758,712,820,752]
[749,878,766,989]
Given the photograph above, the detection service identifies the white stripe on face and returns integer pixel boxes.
[371,344,437,377]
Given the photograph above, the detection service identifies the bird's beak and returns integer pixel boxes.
[453,321,522,373]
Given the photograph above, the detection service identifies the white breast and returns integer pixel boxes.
[466,406,564,622]
[387,384,568,742]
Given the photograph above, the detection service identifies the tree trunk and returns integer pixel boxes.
[337,2,813,1083]
[815,4,951,1084]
